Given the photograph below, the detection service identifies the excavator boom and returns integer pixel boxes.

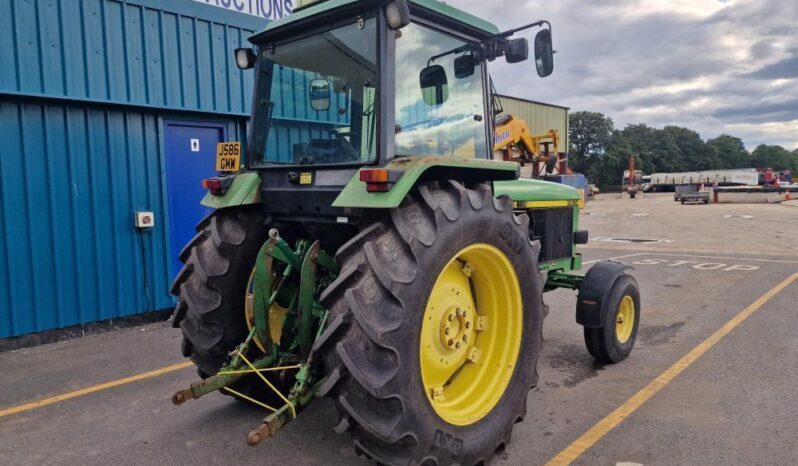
[493,115,561,176]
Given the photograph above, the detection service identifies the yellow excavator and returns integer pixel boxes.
[493,114,562,178]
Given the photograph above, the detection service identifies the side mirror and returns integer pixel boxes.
[534,29,554,77]
[505,38,529,64]
[234,47,256,70]
[309,79,331,111]
[454,54,476,79]
[419,65,449,106]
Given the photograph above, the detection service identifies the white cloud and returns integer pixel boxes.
[446,0,798,150]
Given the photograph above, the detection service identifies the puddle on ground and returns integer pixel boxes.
[592,237,675,244]
[545,341,604,388]
[639,321,685,346]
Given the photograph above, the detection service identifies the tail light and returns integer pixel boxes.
[202,176,234,196]
[360,168,400,193]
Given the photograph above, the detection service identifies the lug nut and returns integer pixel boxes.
[463,334,468,342]
[444,327,450,335]
[448,339,454,347]
[455,342,462,349]
[448,314,454,321]
[465,322,471,329]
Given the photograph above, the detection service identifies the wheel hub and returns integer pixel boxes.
[439,306,474,350]
[615,295,635,344]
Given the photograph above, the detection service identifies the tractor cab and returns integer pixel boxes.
[229,0,554,229]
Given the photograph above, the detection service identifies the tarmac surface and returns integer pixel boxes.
[1,193,797,465]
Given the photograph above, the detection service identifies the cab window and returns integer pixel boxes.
[394,23,488,158]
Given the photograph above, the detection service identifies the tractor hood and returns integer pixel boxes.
[250,0,500,44]
[494,178,581,202]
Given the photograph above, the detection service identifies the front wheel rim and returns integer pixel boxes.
[419,244,523,426]
[615,295,635,344]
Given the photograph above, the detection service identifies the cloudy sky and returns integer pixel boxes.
[447,0,798,151]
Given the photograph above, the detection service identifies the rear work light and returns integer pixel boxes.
[360,169,401,193]
[202,175,234,196]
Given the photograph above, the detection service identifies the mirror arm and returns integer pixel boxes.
[486,20,552,60]
[427,44,472,66]
[495,20,551,39]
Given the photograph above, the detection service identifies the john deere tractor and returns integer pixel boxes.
[170,1,641,464]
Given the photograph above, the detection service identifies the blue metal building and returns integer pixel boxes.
[0,0,299,338]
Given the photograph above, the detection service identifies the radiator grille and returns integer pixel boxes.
[529,208,574,263]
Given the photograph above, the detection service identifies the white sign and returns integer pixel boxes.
[194,0,295,21]
[190,139,200,152]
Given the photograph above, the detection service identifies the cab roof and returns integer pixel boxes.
[250,0,500,44]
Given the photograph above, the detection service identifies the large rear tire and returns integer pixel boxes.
[314,181,544,465]
[170,207,287,400]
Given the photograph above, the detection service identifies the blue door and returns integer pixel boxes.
[164,121,226,279]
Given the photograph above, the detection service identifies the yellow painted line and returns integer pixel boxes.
[546,270,798,466]
[0,361,193,419]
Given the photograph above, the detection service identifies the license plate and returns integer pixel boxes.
[216,142,241,172]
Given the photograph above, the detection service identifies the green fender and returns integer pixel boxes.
[332,156,519,209]
[200,172,262,209]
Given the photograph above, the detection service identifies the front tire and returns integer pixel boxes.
[315,181,544,465]
[584,275,640,364]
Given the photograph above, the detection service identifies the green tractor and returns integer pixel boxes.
[170,0,641,463]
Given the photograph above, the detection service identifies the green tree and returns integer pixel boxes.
[568,109,795,185]
[662,126,722,171]
[707,135,750,169]
[568,111,614,174]
[587,130,641,188]
[617,124,659,173]
[751,144,792,170]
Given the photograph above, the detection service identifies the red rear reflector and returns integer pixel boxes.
[202,178,223,195]
[360,169,390,183]
[366,183,391,193]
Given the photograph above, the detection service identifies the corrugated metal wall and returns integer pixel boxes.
[0,98,246,337]
[497,95,569,150]
[0,0,261,338]
[0,0,263,115]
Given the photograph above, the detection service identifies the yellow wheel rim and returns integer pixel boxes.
[420,244,523,426]
[615,295,635,344]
